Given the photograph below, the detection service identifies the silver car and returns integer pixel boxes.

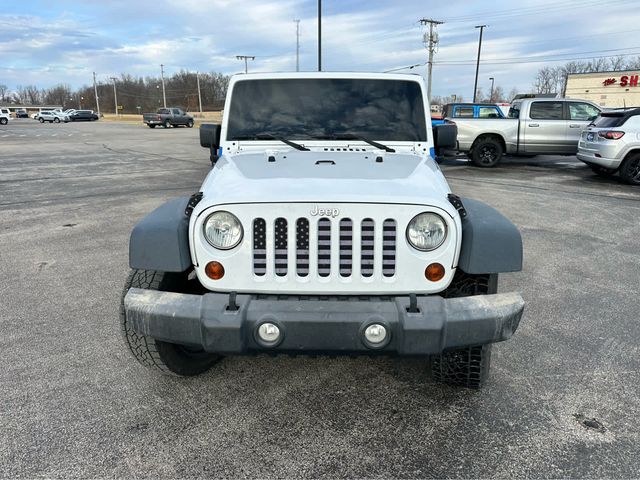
[577,108,640,185]
[36,111,69,123]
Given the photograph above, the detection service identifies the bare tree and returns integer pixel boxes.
[625,56,640,70]
[0,84,7,103]
[610,55,626,71]
[507,87,519,102]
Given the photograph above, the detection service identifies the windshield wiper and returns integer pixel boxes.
[231,133,309,151]
[315,133,395,152]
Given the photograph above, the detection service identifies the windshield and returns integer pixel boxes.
[591,113,629,128]
[226,78,427,142]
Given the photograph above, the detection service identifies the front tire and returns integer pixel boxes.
[471,137,503,167]
[39,117,44,123]
[187,120,194,128]
[430,271,497,389]
[120,269,221,376]
[148,124,156,129]
[620,153,640,185]
[0,118,7,125]
[163,120,170,128]
[54,117,60,123]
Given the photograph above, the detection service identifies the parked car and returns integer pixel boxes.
[448,98,601,167]
[69,110,98,121]
[577,107,640,185]
[1,108,12,120]
[143,107,194,128]
[0,110,10,125]
[37,111,70,123]
[121,72,525,390]
[15,108,28,118]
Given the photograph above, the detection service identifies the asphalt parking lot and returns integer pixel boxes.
[1,118,639,478]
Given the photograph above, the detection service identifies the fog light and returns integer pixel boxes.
[425,263,445,282]
[257,322,281,343]
[205,261,225,280]
[364,323,387,345]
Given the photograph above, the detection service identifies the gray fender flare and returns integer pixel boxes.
[129,197,192,272]
[457,198,523,274]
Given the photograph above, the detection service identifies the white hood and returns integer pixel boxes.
[196,148,454,213]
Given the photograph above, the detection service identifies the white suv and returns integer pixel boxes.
[36,111,69,123]
[578,108,640,185]
[0,108,11,124]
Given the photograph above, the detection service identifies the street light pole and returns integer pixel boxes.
[160,64,167,108]
[93,72,100,116]
[489,77,495,102]
[294,19,301,72]
[110,77,118,116]
[196,72,203,114]
[236,55,255,73]
[473,25,487,103]
[317,0,322,71]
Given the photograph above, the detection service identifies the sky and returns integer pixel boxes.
[2,0,640,99]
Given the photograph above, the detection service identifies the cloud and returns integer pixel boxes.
[1,0,639,99]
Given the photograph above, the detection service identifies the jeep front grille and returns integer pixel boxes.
[252,216,396,278]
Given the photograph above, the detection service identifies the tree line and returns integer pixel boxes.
[0,70,230,114]
[532,55,640,95]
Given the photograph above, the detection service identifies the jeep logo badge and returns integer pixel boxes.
[310,205,340,217]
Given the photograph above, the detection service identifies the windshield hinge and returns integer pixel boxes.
[447,194,467,219]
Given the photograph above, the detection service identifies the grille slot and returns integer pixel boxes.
[296,218,309,277]
[274,218,288,276]
[317,218,331,277]
[382,219,396,277]
[339,218,353,277]
[253,218,266,276]
[361,218,375,277]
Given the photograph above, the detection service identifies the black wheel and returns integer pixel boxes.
[163,120,170,128]
[0,118,7,125]
[187,120,194,128]
[120,269,222,376]
[430,271,497,389]
[39,117,44,123]
[619,153,640,185]
[54,117,60,123]
[148,124,156,129]
[471,137,503,167]
[590,165,616,177]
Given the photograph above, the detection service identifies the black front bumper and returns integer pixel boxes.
[124,289,524,355]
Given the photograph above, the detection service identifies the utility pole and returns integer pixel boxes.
[420,18,444,102]
[160,64,167,107]
[196,72,203,114]
[294,19,301,72]
[317,0,322,71]
[92,72,100,116]
[110,77,118,116]
[473,25,487,103]
[489,77,495,102]
[236,55,255,73]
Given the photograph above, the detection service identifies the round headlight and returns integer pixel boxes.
[203,211,243,250]
[406,213,447,251]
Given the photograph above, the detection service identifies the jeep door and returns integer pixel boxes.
[522,101,569,154]
[566,102,601,153]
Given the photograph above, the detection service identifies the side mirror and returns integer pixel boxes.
[433,122,457,150]
[200,124,222,165]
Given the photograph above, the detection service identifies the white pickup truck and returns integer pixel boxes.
[450,98,601,167]
[120,72,524,389]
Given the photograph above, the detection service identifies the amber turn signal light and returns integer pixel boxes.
[205,261,225,280]
[425,263,445,282]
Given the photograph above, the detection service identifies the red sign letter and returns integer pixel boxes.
[620,75,629,87]
[630,75,639,87]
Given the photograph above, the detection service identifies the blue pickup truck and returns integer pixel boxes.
[432,103,507,127]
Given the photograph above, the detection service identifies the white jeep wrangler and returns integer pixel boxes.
[121,72,524,389]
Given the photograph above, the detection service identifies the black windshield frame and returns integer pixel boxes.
[226,78,428,143]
